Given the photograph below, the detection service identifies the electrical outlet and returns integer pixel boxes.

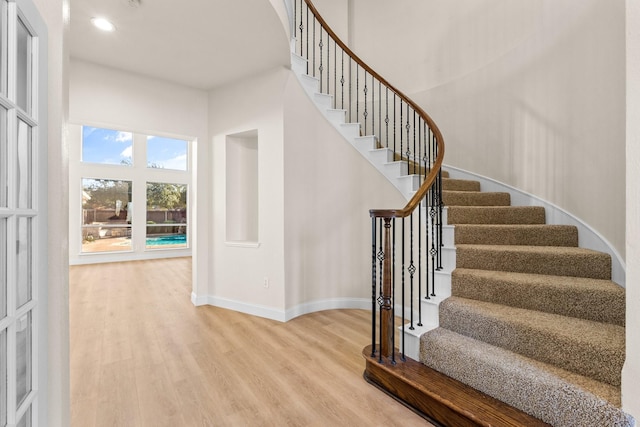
[263,277,269,288]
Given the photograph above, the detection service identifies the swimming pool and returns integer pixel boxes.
[146,234,187,246]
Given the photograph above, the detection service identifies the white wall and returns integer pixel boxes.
[206,68,288,318]
[283,70,407,316]
[340,0,626,261]
[204,64,410,320]
[623,0,640,419]
[68,59,210,296]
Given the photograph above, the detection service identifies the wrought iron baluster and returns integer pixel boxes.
[378,217,384,362]
[341,50,345,110]
[418,199,422,326]
[385,88,389,149]
[371,217,377,357]
[391,218,396,365]
[363,70,368,133]
[333,40,338,108]
[348,59,352,122]
[370,75,375,138]
[393,93,397,154]
[378,81,382,146]
[319,28,323,91]
[413,110,417,175]
[356,65,360,126]
[408,212,415,329]
[400,101,404,164]
[312,17,316,77]
[401,216,406,360]
[406,105,411,172]
[401,217,407,330]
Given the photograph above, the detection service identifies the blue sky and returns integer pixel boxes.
[82,126,187,170]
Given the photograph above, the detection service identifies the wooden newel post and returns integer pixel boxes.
[381,218,393,358]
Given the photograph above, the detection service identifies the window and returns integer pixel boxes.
[146,182,187,249]
[147,135,187,170]
[71,125,191,261]
[81,126,133,166]
[81,179,132,253]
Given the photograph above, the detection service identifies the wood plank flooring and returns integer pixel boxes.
[70,257,434,426]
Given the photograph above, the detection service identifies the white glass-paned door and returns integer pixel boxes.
[0,0,45,425]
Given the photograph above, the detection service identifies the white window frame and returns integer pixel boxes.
[69,124,192,265]
[0,0,47,425]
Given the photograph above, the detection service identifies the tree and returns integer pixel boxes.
[82,179,131,209]
[146,183,186,209]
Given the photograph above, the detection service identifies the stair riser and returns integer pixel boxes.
[325,109,346,125]
[446,207,546,225]
[443,191,511,207]
[353,136,377,153]
[339,123,360,140]
[456,247,611,280]
[454,225,578,247]
[442,179,481,192]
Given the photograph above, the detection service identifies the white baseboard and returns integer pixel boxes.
[190,293,372,322]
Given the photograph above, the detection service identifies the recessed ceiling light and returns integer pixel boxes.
[91,17,116,32]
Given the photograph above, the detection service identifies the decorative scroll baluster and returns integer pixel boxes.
[318,29,323,91]
[363,70,368,133]
[408,213,415,329]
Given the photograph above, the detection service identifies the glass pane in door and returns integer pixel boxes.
[0,1,6,97]
[1,329,6,427]
[0,218,5,319]
[16,217,31,308]
[16,407,31,427]
[16,312,31,409]
[16,17,31,114]
[16,119,31,209]
[0,107,6,208]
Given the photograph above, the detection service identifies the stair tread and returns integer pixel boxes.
[439,296,624,386]
[452,268,625,326]
[456,243,610,256]
[420,328,633,427]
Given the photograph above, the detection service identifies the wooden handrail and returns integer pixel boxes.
[303,0,445,220]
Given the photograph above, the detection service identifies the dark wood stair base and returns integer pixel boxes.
[362,346,551,427]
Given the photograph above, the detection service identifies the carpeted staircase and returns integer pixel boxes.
[419,177,633,426]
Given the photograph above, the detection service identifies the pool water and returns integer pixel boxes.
[146,234,187,246]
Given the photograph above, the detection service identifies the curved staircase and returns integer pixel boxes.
[419,177,631,426]
[289,1,632,425]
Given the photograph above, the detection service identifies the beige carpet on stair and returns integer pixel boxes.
[419,178,633,427]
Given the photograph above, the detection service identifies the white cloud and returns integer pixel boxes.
[161,154,187,170]
[120,146,133,158]
[116,131,133,143]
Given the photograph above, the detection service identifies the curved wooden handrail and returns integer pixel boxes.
[303,0,445,219]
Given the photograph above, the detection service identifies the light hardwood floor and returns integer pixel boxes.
[70,257,433,426]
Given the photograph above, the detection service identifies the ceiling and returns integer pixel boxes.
[68,0,291,90]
